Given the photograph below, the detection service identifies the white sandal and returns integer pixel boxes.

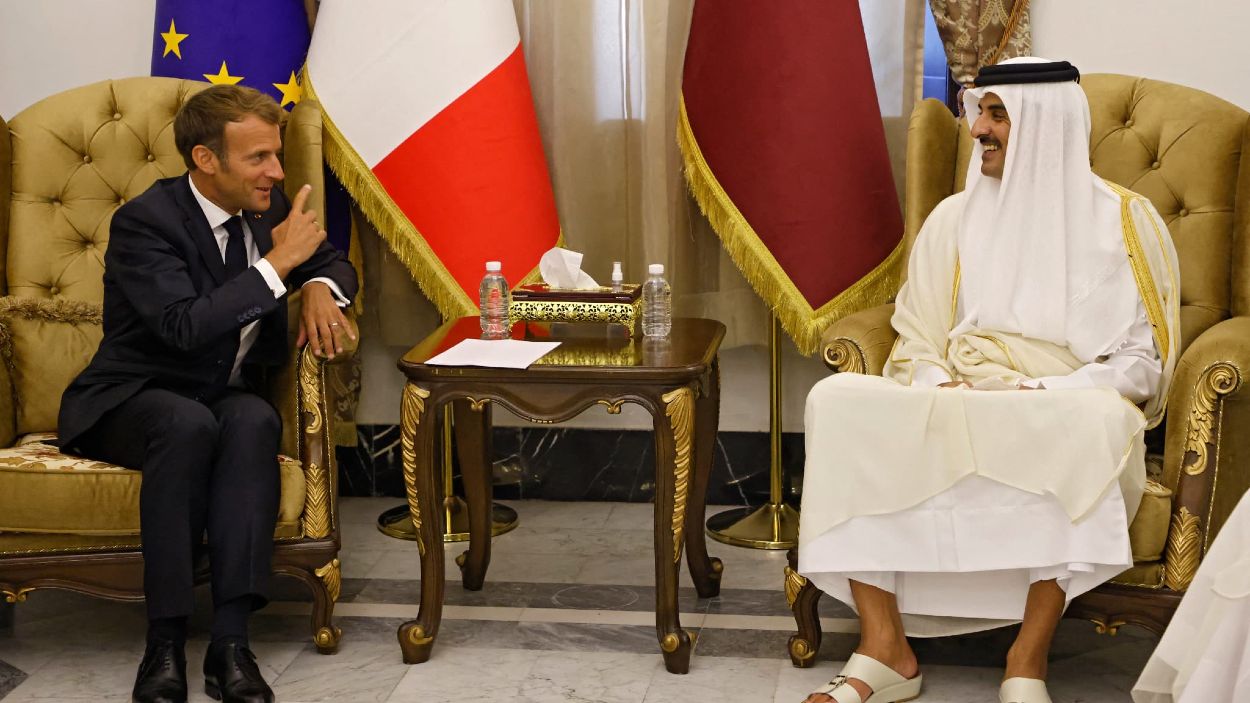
[810,652,923,703]
[999,677,1052,703]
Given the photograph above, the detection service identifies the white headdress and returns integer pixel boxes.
[956,57,1141,362]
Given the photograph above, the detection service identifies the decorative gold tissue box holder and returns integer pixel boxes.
[509,283,642,335]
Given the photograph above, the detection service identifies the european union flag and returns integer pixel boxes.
[150,0,311,110]
[149,1,355,256]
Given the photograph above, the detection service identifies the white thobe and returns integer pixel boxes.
[799,187,1177,636]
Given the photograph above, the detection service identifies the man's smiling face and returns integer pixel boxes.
[970,92,1011,179]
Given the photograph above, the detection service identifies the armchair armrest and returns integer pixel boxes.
[282,99,326,224]
[1160,315,1250,590]
[820,303,898,375]
[270,309,360,541]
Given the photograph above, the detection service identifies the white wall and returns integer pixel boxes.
[0,0,154,118]
[1032,1,1250,110]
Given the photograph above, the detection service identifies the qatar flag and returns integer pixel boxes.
[680,1,904,354]
[305,0,560,319]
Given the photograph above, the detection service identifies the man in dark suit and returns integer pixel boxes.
[59,85,358,703]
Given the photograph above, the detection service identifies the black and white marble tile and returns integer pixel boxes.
[0,499,1161,703]
[0,660,23,701]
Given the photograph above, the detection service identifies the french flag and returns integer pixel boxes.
[306,0,560,317]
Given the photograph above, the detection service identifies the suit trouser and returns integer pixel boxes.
[75,387,281,620]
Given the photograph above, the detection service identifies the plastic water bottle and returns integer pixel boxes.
[642,263,671,337]
[479,261,510,338]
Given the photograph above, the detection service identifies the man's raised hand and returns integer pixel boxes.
[265,184,326,279]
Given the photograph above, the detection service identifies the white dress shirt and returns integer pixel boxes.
[188,177,347,386]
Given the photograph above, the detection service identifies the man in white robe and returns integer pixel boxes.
[799,57,1180,703]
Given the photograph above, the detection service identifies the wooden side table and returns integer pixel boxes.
[394,317,725,674]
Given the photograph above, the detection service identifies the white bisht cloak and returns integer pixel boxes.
[799,181,1179,636]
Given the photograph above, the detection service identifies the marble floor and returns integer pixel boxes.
[0,498,1158,702]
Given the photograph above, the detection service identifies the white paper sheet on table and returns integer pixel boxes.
[424,339,562,369]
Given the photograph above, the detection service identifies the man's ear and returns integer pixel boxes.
[191,144,219,175]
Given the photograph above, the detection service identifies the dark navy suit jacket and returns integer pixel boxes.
[58,174,357,450]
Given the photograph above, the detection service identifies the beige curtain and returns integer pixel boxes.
[354,0,926,425]
[929,0,1032,87]
[514,0,769,349]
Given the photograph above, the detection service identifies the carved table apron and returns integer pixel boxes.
[394,317,726,674]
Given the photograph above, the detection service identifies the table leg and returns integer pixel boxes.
[453,399,493,590]
[653,385,697,674]
[397,385,445,664]
[685,358,723,598]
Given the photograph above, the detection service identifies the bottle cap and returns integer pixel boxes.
[648,264,664,275]
[611,261,623,282]
[485,261,501,272]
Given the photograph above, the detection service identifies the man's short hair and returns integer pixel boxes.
[174,84,282,171]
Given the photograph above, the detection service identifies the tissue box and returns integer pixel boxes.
[509,283,642,334]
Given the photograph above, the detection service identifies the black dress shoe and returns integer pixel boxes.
[132,638,188,703]
[203,639,274,703]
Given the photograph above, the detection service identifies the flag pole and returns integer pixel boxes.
[376,322,520,543]
[704,312,799,549]
[376,406,520,543]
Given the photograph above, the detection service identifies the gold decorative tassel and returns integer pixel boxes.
[677,95,904,355]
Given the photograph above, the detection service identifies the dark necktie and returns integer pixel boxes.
[223,215,248,278]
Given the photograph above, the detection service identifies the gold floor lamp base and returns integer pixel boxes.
[705,501,799,550]
[376,498,519,543]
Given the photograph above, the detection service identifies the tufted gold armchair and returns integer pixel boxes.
[785,74,1250,665]
[0,77,357,653]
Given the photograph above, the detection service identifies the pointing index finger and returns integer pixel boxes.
[291,183,312,214]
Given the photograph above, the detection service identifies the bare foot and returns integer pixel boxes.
[801,643,919,702]
[1004,642,1048,682]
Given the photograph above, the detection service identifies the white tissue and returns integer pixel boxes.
[539,247,599,290]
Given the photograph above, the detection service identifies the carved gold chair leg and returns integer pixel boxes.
[786,548,824,668]
[274,559,342,655]
[312,558,343,654]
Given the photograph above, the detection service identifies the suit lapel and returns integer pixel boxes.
[246,210,274,256]
[174,176,226,285]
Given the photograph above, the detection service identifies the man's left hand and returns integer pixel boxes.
[297,282,355,359]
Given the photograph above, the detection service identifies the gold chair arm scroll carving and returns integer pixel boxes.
[819,303,897,374]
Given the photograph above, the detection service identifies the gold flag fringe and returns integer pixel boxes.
[304,72,556,322]
[676,94,904,355]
